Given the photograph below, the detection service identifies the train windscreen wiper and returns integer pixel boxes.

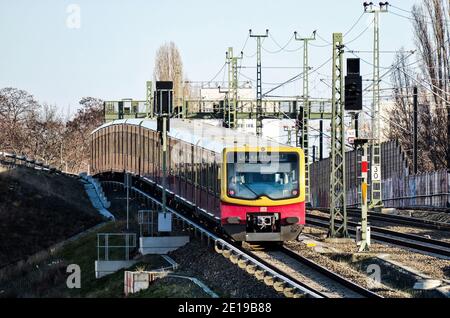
[239,182,259,198]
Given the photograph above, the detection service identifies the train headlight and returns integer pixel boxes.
[228,189,235,196]
[286,217,299,224]
[227,217,241,224]
[292,189,298,196]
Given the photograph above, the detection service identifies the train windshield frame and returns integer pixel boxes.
[226,151,300,200]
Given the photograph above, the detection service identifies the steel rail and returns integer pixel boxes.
[307,213,450,258]
[314,207,450,231]
[280,246,382,298]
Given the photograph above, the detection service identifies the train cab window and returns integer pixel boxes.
[226,152,300,200]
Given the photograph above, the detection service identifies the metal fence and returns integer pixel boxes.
[97,233,137,261]
[381,169,450,208]
[309,140,450,209]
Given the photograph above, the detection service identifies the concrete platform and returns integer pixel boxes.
[381,208,397,214]
[95,260,138,278]
[413,279,442,290]
[139,236,190,255]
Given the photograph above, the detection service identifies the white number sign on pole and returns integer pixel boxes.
[347,129,356,145]
[371,164,381,181]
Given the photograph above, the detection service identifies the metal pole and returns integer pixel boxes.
[312,145,316,163]
[358,141,370,252]
[319,120,323,160]
[226,48,242,129]
[250,29,268,136]
[329,32,348,238]
[364,2,388,210]
[256,36,262,136]
[371,9,382,209]
[413,86,418,174]
[162,116,167,213]
[294,31,316,204]
[146,81,153,119]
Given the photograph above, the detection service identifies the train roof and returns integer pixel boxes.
[92,118,291,154]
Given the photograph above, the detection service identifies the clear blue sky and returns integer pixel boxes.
[0,0,419,117]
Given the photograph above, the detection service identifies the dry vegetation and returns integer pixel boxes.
[388,0,449,171]
[0,166,103,267]
[0,89,103,174]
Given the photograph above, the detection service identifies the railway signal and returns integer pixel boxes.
[355,138,370,252]
[155,81,174,232]
[344,58,362,111]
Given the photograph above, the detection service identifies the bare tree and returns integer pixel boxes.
[27,103,65,165]
[153,42,189,111]
[0,87,40,154]
[64,97,104,173]
[388,50,437,171]
[410,0,449,169]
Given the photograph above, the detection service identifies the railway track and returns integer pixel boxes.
[314,207,450,231]
[247,245,381,298]
[102,179,380,298]
[279,246,380,298]
[103,180,324,298]
[307,213,450,258]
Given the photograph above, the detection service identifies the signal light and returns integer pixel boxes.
[345,58,362,111]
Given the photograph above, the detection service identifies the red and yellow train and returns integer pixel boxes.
[91,119,305,242]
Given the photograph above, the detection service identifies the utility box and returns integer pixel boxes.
[356,225,371,247]
[158,212,172,232]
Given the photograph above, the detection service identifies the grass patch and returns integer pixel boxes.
[1,221,211,298]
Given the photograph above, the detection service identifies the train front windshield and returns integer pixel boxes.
[226,152,300,200]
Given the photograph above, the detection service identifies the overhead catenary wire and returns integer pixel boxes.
[262,56,333,97]
[263,32,304,53]
[344,12,365,37]
[206,62,227,85]
[345,17,374,45]
[350,43,450,106]
[388,5,450,27]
